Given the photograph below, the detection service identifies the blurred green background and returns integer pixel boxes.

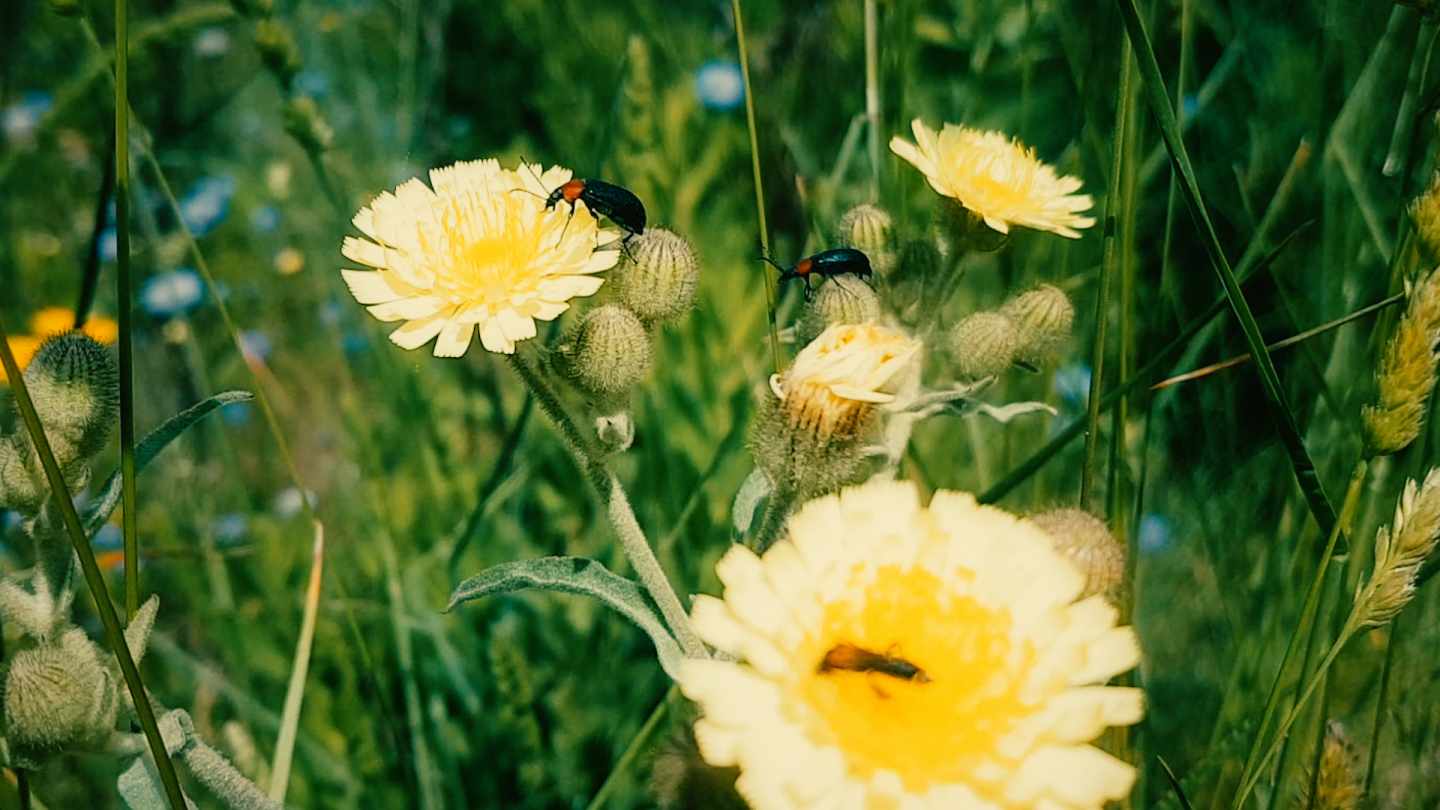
[3,0,1440,807]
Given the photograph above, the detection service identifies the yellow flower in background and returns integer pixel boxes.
[0,336,41,383]
[772,323,920,441]
[3,309,118,383]
[340,158,621,356]
[890,119,1095,239]
[680,479,1143,810]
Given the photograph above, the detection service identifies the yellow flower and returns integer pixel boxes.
[890,119,1095,239]
[0,336,41,383]
[680,479,1143,809]
[28,308,119,345]
[340,159,621,356]
[772,323,921,442]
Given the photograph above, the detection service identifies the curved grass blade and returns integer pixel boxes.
[448,556,685,680]
[268,521,325,802]
[83,391,255,536]
[1157,756,1195,810]
[1114,0,1338,538]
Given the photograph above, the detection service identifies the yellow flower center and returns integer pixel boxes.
[792,564,1034,792]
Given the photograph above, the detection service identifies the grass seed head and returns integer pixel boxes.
[1362,269,1440,456]
[1298,721,1362,810]
[1355,468,1440,630]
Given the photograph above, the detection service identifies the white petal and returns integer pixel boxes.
[341,236,391,270]
[388,315,446,350]
[478,318,512,354]
[367,297,444,322]
[342,269,401,305]
[433,321,474,357]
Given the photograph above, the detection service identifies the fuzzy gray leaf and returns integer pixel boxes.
[118,755,198,810]
[731,467,773,539]
[84,391,253,537]
[965,400,1057,423]
[447,556,685,679]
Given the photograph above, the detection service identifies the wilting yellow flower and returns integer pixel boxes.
[0,336,41,383]
[340,159,620,356]
[771,323,920,442]
[890,119,1095,238]
[27,308,119,345]
[681,479,1143,809]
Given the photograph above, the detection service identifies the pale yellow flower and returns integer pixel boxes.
[890,119,1095,238]
[681,478,1143,810]
[771,323,921,441]
[27,308,118,345]
[340,159,620,356]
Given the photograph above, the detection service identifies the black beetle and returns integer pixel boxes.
[545,178,647,240]
[761,247,873,298]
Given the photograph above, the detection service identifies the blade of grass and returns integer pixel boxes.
[1151,294,1406,390]
[115,0,139,621]
[731,0,782,374]
[1115,0,1339,540]
[1082,33,1134,510]
[864,0,881,201]
[268,520,325,801]
[981,221,1311,504]
[0,317,185,809]
[584,685,675,810]
[1158,756,1196,810]
[74,130,115,328]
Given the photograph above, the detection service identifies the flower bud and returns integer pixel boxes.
[594,411,635,453]
[564,305,652,400]
[5,632,114,755]
[796,275,881,345]
[283,96,334,154]
[949,311,1018,379]
[1029,508,1126,601]
[1001,284,1075,367]
[254,20,301,86]
[22,332,119,467]
[836,204,896,275]
[611,229,700,323]
[650,731,748,810]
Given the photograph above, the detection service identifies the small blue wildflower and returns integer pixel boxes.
[240,330,273,363]
[2,91,53,144]
[140,269,205,318]
[1182,94,1199,120]
[212,513,248,545]
[1139,513,1174,554]
[251,206,281,233]
[295,70,330,98]
[1052,363,1092,407]
[179,175,236,237]
[221,400,253,426]
[695,60,744,111]
[94,523,123,551]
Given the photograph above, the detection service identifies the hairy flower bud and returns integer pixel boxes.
[796,275,881,344]
[611,229,700,323]
[950,311,1018,379]
[1002,284,1075,367]
[254,20,301,85]
[837,204,896,275]
[5,631,114,755]
[564,305,652,400]
[283,96,334,154]
[1030,508,1126,601]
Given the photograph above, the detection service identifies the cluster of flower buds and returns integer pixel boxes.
[230,0,333,155]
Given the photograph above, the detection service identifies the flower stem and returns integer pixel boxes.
[731,0,782,374]
[1231,458,1367,809]
[584,685,676,810]
[864,0,881,202]
[115,0,140,621]
[0,314,187,809]
[1362,611,1400,796]
[506,353,706,659]
[750,482,796,554]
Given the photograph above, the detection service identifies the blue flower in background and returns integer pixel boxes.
[2,91,52,145]
[240,330,273,363]
[251,206,281,233]
[180,175,235,237]
[695,60,744,110]
[213,513,248,546]
[1182,94,1199,120]
[1139,513,1174,554]
[99,227,118,262]
[296,70,330,98]
[94,523,123,551]
[1052,363,1092,407]
[221,400,253,426]
[141,269,205,318]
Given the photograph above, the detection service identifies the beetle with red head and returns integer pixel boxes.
[761,247,873,299]
[545,178,647,241]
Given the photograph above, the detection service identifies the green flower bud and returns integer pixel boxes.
[611,229,700,323]
[886,238,943,321]
[950,311,1019,379]
[254,20,301,86]
[797,275,882,345]
[1001,284,1075,367]
[1029,508,1126,601]
[564,305,652,399]
[5,631,114,755]
[283,96,334,154]
[837,204,896,275]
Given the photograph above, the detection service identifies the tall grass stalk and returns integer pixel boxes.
[1362,612,1400,795]
[1232,460,1368,810]
[115,0,140,620]
[0,316,186,810]
[584,686,675,810]
[730,0,782,373]
[268,521,326,802]
[864,0,881,201]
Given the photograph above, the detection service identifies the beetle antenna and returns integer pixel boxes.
[755,254,786,272]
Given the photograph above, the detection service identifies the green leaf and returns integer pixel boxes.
[448,556,686,680]
[84,391,253,537]
[1115,0,1338,538]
